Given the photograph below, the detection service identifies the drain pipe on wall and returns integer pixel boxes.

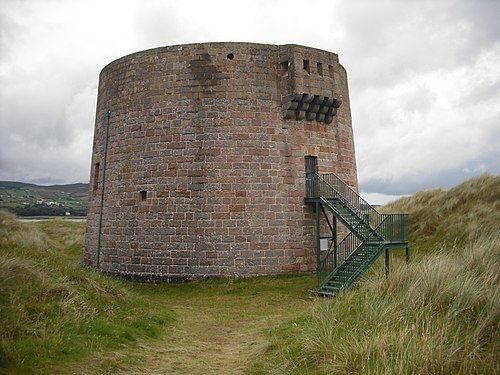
[96,110,111,268]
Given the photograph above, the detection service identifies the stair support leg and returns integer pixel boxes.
[316,201,321,273]
[385,248,390,278]
[333,215,337,269]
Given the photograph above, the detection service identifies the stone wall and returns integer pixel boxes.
[85,42,358,282]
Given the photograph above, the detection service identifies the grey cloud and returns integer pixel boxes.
[0,13,21,57]
[366,145,498,195]
[339,0,500,92]
[450,0,500,53]
[0,0,499,198]
[460,79,500,107]
[133,2,187,48]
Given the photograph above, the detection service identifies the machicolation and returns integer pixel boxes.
[85,42,358,282]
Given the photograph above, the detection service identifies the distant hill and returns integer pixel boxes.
[0,181,89,216]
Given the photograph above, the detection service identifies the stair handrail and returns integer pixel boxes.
[306,172,364,216]
[307,173,408,243]
[313,172,382,224]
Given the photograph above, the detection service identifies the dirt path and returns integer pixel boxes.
[61,276,316,375]
[119,305,271,374]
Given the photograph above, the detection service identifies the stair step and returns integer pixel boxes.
[333,274,353,281]
[322,285,344,293]
[317,290,337,297]
[346,253,373,263]
[355,251,377,257]
[351,256,371,261]
[341,265,365,272]
[349,256,371,261]
[327,274,350,282]
[323,283,345,290]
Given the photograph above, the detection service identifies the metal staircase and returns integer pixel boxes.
[305,173,409,297]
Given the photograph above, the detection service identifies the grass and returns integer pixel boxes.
[381,173,500,255]
[251,174,500,374]
[0,210,174,374]
[1,174,498,374]
[0,208,315,374]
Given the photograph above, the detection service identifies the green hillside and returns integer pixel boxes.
[0,181,89,216]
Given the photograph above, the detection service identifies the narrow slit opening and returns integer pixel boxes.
[303,59,310,73]
[93,163,100,192]
[317,62,323,76]
[281,60,289,75]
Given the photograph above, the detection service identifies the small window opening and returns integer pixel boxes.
[226,53,234,60]
[93,163,100,192]
[140,190,147,201]
[281,60,289,75]
[317,62,323,76]
[328,64,334,75]
[303,59,310,73]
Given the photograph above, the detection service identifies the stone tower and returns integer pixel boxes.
[85,42,358,282]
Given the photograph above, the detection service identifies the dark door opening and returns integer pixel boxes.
[305,156,317,196]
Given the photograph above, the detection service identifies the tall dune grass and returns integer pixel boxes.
[381,173,500,255]
[253,174,500,375]
[0,210,174,373]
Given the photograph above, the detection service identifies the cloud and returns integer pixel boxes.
[0,0,498,199]
[0,0,137,184]
[344,1,500,195]
[132,1,186,48]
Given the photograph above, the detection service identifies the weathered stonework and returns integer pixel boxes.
[85,42,358,282]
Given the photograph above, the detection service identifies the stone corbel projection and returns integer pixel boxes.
[281,93,342,124]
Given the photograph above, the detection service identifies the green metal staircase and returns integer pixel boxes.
[305,173,409,297]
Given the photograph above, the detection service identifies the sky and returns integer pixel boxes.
[1,0,499,204]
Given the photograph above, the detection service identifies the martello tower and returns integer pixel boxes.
[85,42,358,282]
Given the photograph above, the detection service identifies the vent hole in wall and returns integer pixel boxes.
[227,53,234,60]
[140,190,147,201]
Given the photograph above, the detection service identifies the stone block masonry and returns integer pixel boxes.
[85,42,358,282]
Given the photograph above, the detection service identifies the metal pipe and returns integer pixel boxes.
[96,110,111,268]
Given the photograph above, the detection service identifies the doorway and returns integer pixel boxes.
[305,156,317,197]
